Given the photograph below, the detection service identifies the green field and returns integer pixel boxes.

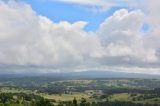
[0,78,160,106]
[43,93,90,101]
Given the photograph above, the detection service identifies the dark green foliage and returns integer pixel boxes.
[35,98,53,106]
[0,77,160,106]
[97,101,160,106]
[73,97,77,106]
[0,93,53,106]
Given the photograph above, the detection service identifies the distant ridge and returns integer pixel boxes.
[51,71,160,79]
[0,71,159,79]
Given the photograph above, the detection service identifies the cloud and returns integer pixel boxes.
[56,0,105,5]
[0,1,160,74]
[0,1,103,71]
[133,0,160,49]
[54,0,124,12]
[98,9,158,63]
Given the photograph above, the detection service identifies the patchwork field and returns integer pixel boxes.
[0,77,160,106]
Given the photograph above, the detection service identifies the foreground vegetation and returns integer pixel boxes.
[0,76,160,106]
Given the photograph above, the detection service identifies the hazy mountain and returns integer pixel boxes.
[0,71,159,79]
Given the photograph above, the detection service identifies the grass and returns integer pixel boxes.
[109,93,131,101]
[0,89,32,93]
[109,93,160,105]
[43,93,90,101]
[51,80,93,85]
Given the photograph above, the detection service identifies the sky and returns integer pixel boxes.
[25,0,125,31]
[0,0,160,74]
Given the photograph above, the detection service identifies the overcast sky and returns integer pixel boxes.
[0,0,160,74]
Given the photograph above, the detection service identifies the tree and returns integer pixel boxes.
[73,97,77,106]
[80,98,86,106]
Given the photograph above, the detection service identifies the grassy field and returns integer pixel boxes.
[0,88,32,93]
[109,93,131,101]
[109,93,160,104]
[1,79,160,105]
[43,93,90,101]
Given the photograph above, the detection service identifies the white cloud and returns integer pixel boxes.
[0,1,160,74]
[0,1,103,70]
[98,9,158,63]
[57,0,105,5]
[54,0,124,12]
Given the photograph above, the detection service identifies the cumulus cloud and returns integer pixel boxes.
[98,9,158,63]
[134,0,160,50]
[0,1,160,74]
[0,0,103,70]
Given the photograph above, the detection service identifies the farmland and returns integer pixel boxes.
[0,75,160,106]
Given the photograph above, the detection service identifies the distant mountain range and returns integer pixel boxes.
[0,71,159,79]
[49,71,160,79]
